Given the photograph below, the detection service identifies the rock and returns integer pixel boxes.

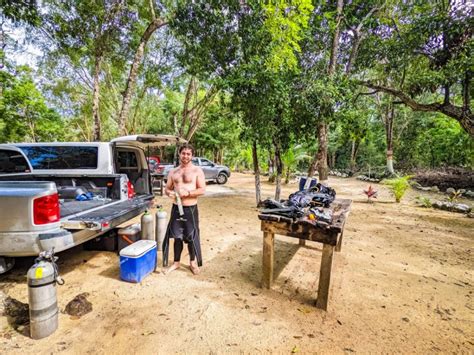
[430,186,440,192]
[65,293,92,317]
[446,187,455,195]
[452,204,471,213]
[417,186,431,191]
[411,181,422,189]
[465,190,474,198]
[459,189,466,194]
[432,201,471,214]
[3,297,29,326]
[467,212,474,218]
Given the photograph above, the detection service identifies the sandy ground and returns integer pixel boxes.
[0,173,473,353]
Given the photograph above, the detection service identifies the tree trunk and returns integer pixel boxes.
[346,32,360,75]
[268,150,276,183]
[92,53,103,141]
[252,140,262,206]
[118,18,166,135]
[274,140,283,201]
[268,153,275,176]
[385,104,395,175]
[308,0,344,186]
[317,122,329,183]
[350,139,359,173]
[285,166,290,184]
[328,0,344,76]
[307,154,318,178]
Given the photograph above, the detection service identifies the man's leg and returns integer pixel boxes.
[164,239,183,274]
[188,242,200,275]
[187,205,202,274]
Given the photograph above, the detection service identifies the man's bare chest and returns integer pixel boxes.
[173,169,196,184]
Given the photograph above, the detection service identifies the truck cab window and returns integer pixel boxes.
[0,150,30,173]
[117,151,139,172]
[20,146,98,170]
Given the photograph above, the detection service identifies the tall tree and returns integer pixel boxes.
[117,0,168,135]
[359,1,473,136]
[41,0,134,140]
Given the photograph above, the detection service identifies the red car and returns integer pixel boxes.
[147,156,164,174]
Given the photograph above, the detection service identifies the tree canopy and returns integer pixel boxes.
[0,0,472,186]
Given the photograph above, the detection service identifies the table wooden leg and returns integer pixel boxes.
[262,232,274,289]
[335,230,343,252]
[316,244,334,311]
[299,239,306,246]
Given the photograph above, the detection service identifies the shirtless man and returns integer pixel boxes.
[163,144,206,275]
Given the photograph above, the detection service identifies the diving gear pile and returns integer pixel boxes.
[260,183,336,225]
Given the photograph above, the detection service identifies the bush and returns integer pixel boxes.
[415,196,432,208]
[383,176,412,203]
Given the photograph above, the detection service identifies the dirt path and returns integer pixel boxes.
[1,173,473,353]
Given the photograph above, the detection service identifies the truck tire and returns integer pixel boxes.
[216,173,228,185]
[0,257,15,274]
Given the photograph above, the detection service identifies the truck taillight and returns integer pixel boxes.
[127,181,135,199]
[33,193,60,225]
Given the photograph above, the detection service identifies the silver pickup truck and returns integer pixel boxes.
[0,134,185,273]
[162,157,231,184]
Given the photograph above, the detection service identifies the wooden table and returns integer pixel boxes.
[151,173,165,196]
[258,198,352,311]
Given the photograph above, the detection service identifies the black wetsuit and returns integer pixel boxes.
[162,204,202,267]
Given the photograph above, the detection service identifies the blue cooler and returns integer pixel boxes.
[299,176,317,191]
[119,240,157,283]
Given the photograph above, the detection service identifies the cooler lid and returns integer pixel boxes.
[120,240,156,258]
[118,223,141,236]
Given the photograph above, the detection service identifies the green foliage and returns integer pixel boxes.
[383,176,413,203]
[192,94,243,161]
[395,112,474,169]
[415,196,432,208]
[262,1,313,71]
[2,0,41,26]
[281,144,311,183]
[447,190,463,203]
[358,2,473,134]
[0,65,64,143]
[2,0,472,179]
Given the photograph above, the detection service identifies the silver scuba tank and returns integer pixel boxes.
[155,209,167,252]
[141,210,154,240]
[154,208,167,270]
[27,250,64,339]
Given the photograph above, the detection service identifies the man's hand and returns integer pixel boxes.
[167,190,176,200]
[178,188,190,198]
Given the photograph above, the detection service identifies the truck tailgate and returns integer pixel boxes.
[61,196,153,230]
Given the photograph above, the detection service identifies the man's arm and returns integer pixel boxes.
[164,169,176,198]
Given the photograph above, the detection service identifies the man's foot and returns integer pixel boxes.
[163,262,180,275]
[189,260,200,275]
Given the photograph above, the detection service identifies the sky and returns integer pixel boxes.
[6,25,42,68]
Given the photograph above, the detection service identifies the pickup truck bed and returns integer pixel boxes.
[61,196,152,230]
[60,200,113,218]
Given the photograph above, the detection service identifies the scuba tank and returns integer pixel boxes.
[155,208,167,268]
[27,249,64,339]
[141,210,154,240]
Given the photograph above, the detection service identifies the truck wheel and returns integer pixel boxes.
[216,173,228,185]
[0,257,15,274]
